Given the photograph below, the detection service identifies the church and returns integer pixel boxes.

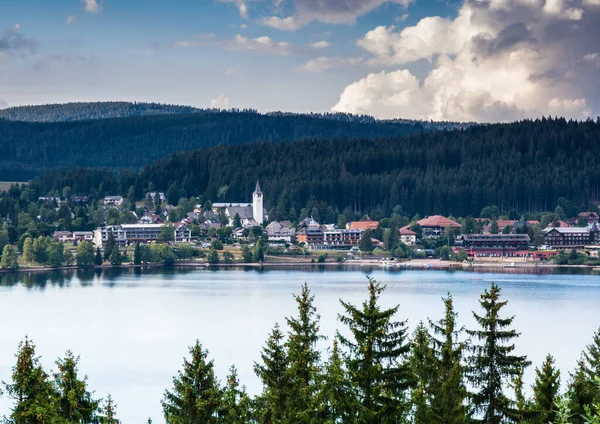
[211,181,267,227]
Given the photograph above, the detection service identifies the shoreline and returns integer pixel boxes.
[2,258,599,275]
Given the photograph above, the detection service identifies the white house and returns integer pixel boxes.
[93,223,191,247]
[104,196,124,206]
[267,221,295,242]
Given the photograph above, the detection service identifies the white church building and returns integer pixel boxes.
[211,181,267,227]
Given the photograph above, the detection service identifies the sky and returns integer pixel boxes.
[1,0,600,122]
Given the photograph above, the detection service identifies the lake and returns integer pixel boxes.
[0,267,599,422]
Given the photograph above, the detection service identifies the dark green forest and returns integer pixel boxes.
[1,279,599,423]
[27,117,600,218]
[0,110,430,179]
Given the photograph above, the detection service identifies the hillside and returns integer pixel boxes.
[0,111,429,180]
[32,118,600,218]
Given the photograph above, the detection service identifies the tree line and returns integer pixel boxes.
[1,278,599,423]
[27,117,600,219]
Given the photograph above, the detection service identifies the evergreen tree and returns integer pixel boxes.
[162,341,222,424]
[100,394,119,424]
[1,245,19,270]
[2,337,61,424]
[241,245,253,263]
[103,230,116,260]
[428,294,469,423]
[358,229,374,253]
[134,243,142,265]
[568,327,600,422]
[54,350,100,423]
[76,241,96,267]
[410,321,436,424]
[95,247,103,266]
[530,354,561,424]
[109,247,122,266]
[338,277,413,423]
[233,213,242,228]
[317,338,355,423]
[219,365,251,424]
[284,283,324,422]
[490,219,500,235]
[22,237,33,265]
[467,283,531,424]
[207,249,220,264]
[254,240,265,262]
[254,323,290,423]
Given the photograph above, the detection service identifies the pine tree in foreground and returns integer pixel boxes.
[338,277,413,424]
[219,365,251,424]
[254,323,290,423]
[409,321,436,424]
[428,294,469,423]
[101,394,119,424]
[529,354,561,424]
[162,341,222,424]
[467,283,531,424]
[54,350,100,423]
[568,327,600,423]
[2,337,61,424]
[284,283,324,422]
[317,338,355,423]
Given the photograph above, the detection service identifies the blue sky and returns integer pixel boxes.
[1,0,599,122]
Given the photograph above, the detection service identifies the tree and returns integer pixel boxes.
[109,247,122,266]
[54,350,100,423]
[2,337,61,423]
[158,225,175,243]
[1,245,19,270]
[254,323,290,423]
[64,248,74,266]
[318,338,355,423]
[47,242,65,267]
[134,243,142,265]
[410,322,436,424]
[223,251,234,264]
[490,219,500,235]
[22,237,33,265]
[254,240,265,262]
[359,229,374,252]
[241,245,253,263]
[467,283,531,424]
[285,283,324,422]
[95,247,103,266]
[162,341,222,424]
[104,230,116,260]
[530,354,561,424]
[384,225,400,253]
[77,241,96,267]
[338,277,413,423]
[207,249,219,265]
[233,213,242,228]
[428,294,469,423]
[219,366,251,423]
[568,327,600,422]
[101,394,119,424]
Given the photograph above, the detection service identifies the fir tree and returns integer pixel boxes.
[467,283,531,424]
[410,321,436,424]
[254,240,265,262]
[54,350,100,423]
[530,354,561,424]
[134,243,142,265]
[2,337,61,424]
[101,394,119,424]
[338,277,413,423]
[219,365,251,424]
[162,341,222,424]
[95,247,103,266]
[254,323,290,423]
[490,219,500,234]
[207,249,220,264]
[317,338,355,423]
[284,283,324,422]
[103,230,116,260]
[358,229,374,253]
[22,237,33,265]
[428,294,469,424]
[568,327,600,422]
[241,245,253,263]
[233,213,242,228]
[109,247,122,266]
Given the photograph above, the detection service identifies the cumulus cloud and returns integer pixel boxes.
[66,15,76,24]
[82,0,102,13]
[310,41,330,49]
[333,0,600,122]
[300,56,363,72]
[263,0,414,31]
[210,93,230,108]
[173,33,301,55]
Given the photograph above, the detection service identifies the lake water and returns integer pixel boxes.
[0,267,599,422]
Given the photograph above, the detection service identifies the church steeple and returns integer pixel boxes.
[253,180,264,224]
[254,180,262,195]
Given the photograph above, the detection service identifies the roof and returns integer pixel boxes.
[462,234,530,241]
[348,221,379,231]
[543,227,590,234]
[254,181,262,194]
[400,227,417,236]
[227,206,254,220]
[213,203,252,208]
[418,215,461,228]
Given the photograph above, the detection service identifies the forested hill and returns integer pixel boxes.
[0,111,428,180]
[35,117,600,218]
[0,102,202,122]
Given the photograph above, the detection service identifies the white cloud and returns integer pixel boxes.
[310,41,330,49]
[240,24,248,30]
[173,33,299,56]
[263,0,414,31]
[66,15,76,25]
[584,52,600,67]
[300,56,363,72]
[82,0,102,13]
[333,0,600,122]
[14,24,21,30]
[210,93,230,109]
[239,3,248,18]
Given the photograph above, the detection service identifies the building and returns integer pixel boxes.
[211,181,267,226]
[93,223,191,247]
[70,196,89,204]
[347,218,379,231]
[72,231,94,243]
[543,224,600,248]
[399,227,417,245]
[39,196,61,204]
[322,226,363,250]
[266,221,295,243]
[459,234,530,256]
[296,219,324,248]
[104,196,124,206]
[147,192,166,203]
[53,231,72,242]
[417,215,461,238]
[578,212,600,225]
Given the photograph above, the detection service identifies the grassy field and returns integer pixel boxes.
[0,181,24,193]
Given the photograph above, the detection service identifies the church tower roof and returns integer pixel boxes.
[254,180,262,195]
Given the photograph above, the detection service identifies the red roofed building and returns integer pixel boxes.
[347,218,379,231]
[417,215,461,238]
[399,227,417,245]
